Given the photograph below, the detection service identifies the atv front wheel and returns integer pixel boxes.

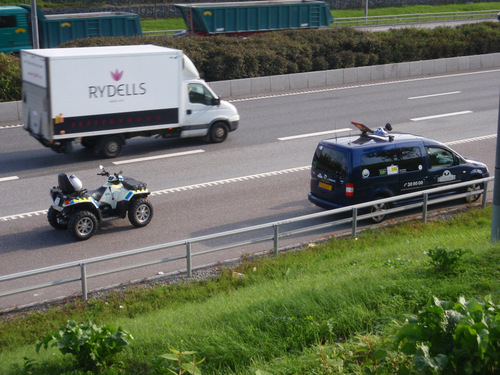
[47,207,67,230]
[128,198,154,228]
[68,211,98,241]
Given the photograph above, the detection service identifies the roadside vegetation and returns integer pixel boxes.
[0,206,498,374]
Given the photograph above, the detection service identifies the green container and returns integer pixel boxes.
[21,5,142,49]
[175,0,333,35]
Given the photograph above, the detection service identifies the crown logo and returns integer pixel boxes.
[110,69,124,81]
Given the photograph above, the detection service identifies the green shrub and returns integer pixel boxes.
[425,246,471,273]
[36,320,133,372]
[0,53,21,102]
[395,296,500,374]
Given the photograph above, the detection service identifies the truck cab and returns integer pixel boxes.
[0,6,31,53]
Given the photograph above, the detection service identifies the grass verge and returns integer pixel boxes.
[0,206,498,374]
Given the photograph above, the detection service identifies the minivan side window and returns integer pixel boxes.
[361,147,422,177]
[397,147,422,173]
[427,147,454,168]
[361,149,397,178]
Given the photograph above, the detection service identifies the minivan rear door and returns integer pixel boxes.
[396,145,430,194]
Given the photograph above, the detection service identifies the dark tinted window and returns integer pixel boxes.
[0,16,17,28]
[361,149,397,177]
[313,145,347,178]
[361,146,422,178]
[397,147,422,173]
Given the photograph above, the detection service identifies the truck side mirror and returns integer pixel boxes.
[212,97,220,106]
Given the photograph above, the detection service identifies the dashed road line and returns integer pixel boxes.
[113,149,205,165]
[0,124,23,129]
[410,110,473,122]
[0,176,19,182]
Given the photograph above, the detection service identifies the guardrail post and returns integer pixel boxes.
[422,193,428,222]
[482,180,488,209]
[186,242,192,277]
[80,263,87,301]
[273,224,279,256]
[352,207,358,237]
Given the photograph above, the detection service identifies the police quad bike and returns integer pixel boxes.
[48,166,153,241]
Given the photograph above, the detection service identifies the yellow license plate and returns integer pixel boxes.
[318,181,332,191]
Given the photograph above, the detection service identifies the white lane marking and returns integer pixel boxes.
[0,209,47,222]
[408,91,461,100]
[151,166,311,196]
[229,69,500,103]
[0,176,19,182]
[278,128,351,141]
[113,149,205,165]
[0,124,23,130]
[445,134,496,146]
[410,110,473,122]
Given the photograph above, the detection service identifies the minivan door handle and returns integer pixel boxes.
[186,109,192,115]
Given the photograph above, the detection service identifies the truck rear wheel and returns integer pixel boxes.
[100,136,124,158]
[68,211,98,241]
[208,122,228,143]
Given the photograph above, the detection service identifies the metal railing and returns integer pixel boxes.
[332,10,499,27]
[0,177,492,303]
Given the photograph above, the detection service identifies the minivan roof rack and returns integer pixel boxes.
[351,121,394,142]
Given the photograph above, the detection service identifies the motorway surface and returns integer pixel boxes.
[1,68,499,310]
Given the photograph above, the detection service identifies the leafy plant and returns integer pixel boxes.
[36,320,133,371]
[158,347,205,375]
[395,296,500,374]
[424,246,471,272]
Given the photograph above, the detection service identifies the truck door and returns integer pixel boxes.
[183,82,221,137]
[425,146,467,189]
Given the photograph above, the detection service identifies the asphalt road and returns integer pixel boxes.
[1,67,499,310]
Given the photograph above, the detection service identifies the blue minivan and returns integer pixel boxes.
[308,123,489,222]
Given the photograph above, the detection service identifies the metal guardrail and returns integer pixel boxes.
[0,177,493,303]
[332,10,499,27]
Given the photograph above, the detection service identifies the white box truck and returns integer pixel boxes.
[21,44,239,157]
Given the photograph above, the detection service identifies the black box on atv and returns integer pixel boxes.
[122,177,147,191]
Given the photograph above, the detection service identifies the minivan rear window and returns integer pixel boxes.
[313,145,347,178]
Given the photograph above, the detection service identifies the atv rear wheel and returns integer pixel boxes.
[47,207,68,230]
[128,198,153,228]
[68,211,98,241]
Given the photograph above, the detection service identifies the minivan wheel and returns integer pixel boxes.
[370,200,390,223]
[465,181,483,203]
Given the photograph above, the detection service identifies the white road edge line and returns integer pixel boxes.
[278,128,352,141]
[0,176,19,182]
[410,110,473,122]
[113,149,205,165]
[408,91,461,100]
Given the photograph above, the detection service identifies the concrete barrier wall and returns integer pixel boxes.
[3,53,500,122]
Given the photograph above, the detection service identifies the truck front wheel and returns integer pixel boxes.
[208,122,228,143]
[99,136,124,158]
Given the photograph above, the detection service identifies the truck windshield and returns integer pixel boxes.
[313,145,347,178]
[188,83,215,105]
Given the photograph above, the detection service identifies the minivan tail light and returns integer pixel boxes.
[346,183,354,196]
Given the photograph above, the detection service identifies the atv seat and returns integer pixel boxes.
[87,186,107,201]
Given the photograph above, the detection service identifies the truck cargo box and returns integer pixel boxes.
[175,0,333,36]
[20,5,142,49]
